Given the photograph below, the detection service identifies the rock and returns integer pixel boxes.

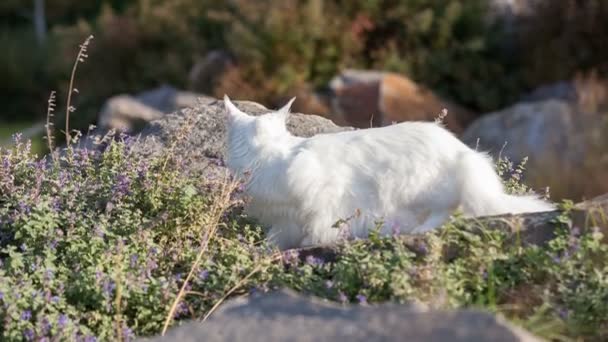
[98,85,213,132]
[521,73,608,113]
[328,70,475,133]
[188,50,237,94]
[329,69,386,89]
[274,86,332,119]
[135,85,207,114]
[380,74,476,131]
[330,78,381,127]
[129,98,353,179]
[520,81,578,104]
[98,95,164,133]
[142,289,540,342]
[462,99,608,200]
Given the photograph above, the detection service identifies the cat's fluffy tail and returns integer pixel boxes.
[456,151,555,217]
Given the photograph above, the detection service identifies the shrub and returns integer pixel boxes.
[2,0,521,128]
[516,0,608,88]
[0,132,276,340]
[0,131,607,340]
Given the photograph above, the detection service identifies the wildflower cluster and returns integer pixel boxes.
[0,133,275,340]
[0,132,606,341]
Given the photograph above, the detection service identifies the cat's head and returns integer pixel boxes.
[223,96,296,173]
[223,95,295,142]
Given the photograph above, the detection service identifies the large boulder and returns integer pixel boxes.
[143,289,540,342]
[98,85,213,133]
[521,73,608,113]
[462,99,608,200]
[129,98,353,179]
[328,70,475,133]
[188,50,237,95]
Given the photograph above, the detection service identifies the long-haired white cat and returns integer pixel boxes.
[223,95,554,250]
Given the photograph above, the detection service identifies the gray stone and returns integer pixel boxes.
[128,98,353,178]
[520,81,578,104]
[141,289,540,342]
[327,70,475,133]
[462,100,586,163]
[188,50,237,94]
[98,85,214,133]
[520,75,608,114]
[462,99,608,199]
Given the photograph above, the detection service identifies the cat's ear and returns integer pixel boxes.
[277,97,296,121]
[224,95,249,122]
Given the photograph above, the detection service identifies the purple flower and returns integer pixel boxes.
[199,270,209,280]
[571,226,581,237]
[21,310,32,321]
[44,268,54,281]
[356,294,367,304]
[305,255,324,266]
[137,161,149,178]
[2,155,11,169]
[391,221,400,236]
[102,280,116,296]
[130,254,138,268]
[416,241,428,254]
[58,171,69,187]
[0,291,4,300]
[84,335,97,342]
[174,301,189,317]
[325,280,334,289]
[337,291,348,303]
[13,132,23,144]
[20,243,27,252]
[282,249,300,265]
[146,259,158,275]
[23,328,34,341]
[122,326,133,341]
[18,201,31,214]
[51,198,62,211]
[552,254,561,263]
[209,158,225,167]
[58,314,69,329]
[41,317,52,334]
[113,174,131,197]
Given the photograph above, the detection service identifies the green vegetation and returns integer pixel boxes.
[0,130,606,341]
[2,1,607,128]
[1,2,607,340]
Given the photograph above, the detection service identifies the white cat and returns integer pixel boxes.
[223,95,554,250]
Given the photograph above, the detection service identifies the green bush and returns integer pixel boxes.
[1,0,520,127]
[0,131,607,340]
[516,0,608,88]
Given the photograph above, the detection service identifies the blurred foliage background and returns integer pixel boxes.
[0,0,607,130]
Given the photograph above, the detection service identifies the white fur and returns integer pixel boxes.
[223,95,555,250]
